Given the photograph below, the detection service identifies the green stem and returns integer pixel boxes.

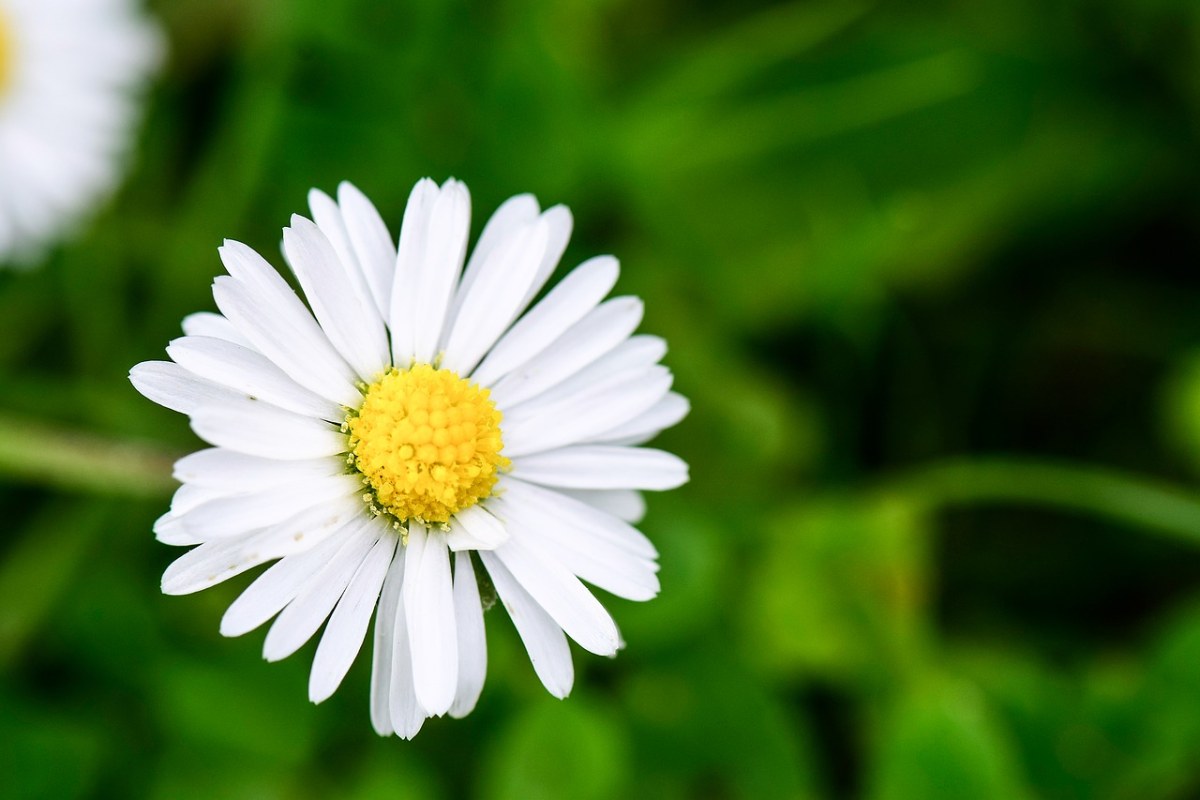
[890,457,1200,548]
[0,415,177,498]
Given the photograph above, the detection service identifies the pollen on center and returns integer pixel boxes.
[346,364,508,525]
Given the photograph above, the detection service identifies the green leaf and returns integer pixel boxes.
[867,676,1030,800]
[741,495,932,682]
[479,698,630,800]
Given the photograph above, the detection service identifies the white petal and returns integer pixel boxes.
[470,255,618,387]
[444,504,508,551]
[308,189,357,278]
[490,494,659,602]
[130,361,245,415]
[557,489,647,524]
[516,205,574,312]
[283,216,389,381]
[309,531,398,702]
[179,474,362,539]
[190,398,347,460]
[173,448,341,492]
[489,296,643,409]
[449,193,540,321]
[338,182,398,321]
[371,549,404,736]
[585,392,690,446]
[168,483,226,516]
[389,179,439,364]
[403,522,458,715]
[440,219,549,376]
[220,529,352,637]
[501,366,673,457]
[479,551,573,698]
[160,493,365,595]
[153,512,201,546]
[410,180,471,363]
[167,335,341,421]
[388,559,427,739]
[501,478,657,558]
[308,188,384,338]
[263,519,379,661]
[181,312,248,345]
[492,539,619,655]
[212,259,360,408]
[511,445,688,491]
[449,551,487,718]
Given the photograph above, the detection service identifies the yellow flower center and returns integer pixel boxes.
[347,364,508,525]
[0,11,12,97]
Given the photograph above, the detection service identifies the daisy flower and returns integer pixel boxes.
[131,178,689,738]
[0,0,160,262]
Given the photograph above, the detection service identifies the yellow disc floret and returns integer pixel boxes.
[347,364,508,525]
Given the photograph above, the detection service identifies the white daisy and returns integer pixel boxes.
[0,0,160,262]
[131,178,689,738]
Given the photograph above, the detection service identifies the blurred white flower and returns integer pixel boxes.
[131,178,689,738]
[0,0,161,262]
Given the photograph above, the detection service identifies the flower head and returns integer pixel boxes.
[0,0,160,262]
[131,178,689,737]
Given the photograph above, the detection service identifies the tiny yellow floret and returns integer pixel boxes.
[347,364,508,524]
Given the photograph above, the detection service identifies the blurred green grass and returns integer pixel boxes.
[1,0,1200,797]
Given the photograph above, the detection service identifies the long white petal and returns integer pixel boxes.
[307,188,385,338]
[470,255,618,387]
[167,335,341,421]
[130,361,245,416]
[168,483,225,516]
[389,179,438,364]
[404,522,458,715]
[449,193,540,323]
[338,182,397,321]
[211,260,360,407]
[449,551,487,718]
[489,296,643,409]
[515,205,574,312]
[388,558,427,739]
[585,392,690,446]
[263,519,379,661]
[310,530,398,702]
[502,478,657,558]
[173,449,342,492]
[479,551,573,698]
[370,548,404,736]
[556,488,647,524]
[220,529,353,637]
[160,493,365,595]
[153,512,202,546]
[490,495,659,602]
[502,367,672,457]
[493,539,620,655]
[178,474,362,539]
[190,398,347,460]
[181,312,248,345]
[511,445,688,491]
[283,216,389,381]
[440,219,549,376]
[411,180,471,363]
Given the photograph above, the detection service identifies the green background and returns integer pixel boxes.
[2,0,1200,797]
